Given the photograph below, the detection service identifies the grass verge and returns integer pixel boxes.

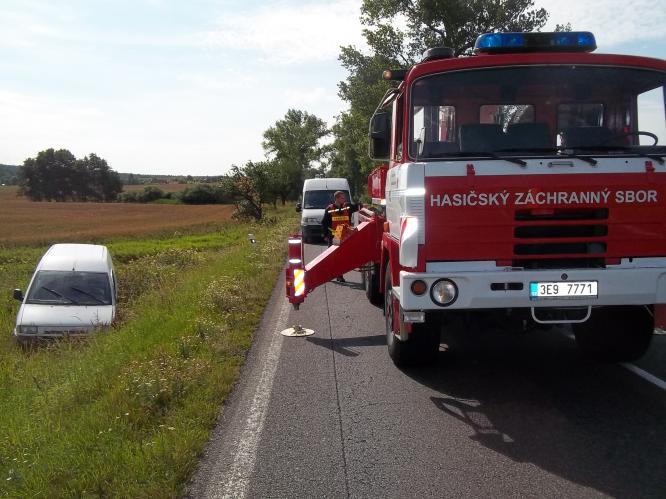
[0,207,297,497]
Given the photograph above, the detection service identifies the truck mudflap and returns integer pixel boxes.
[285,213,384,308]
[656,305,666,329]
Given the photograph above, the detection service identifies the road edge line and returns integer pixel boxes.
[213,297,290,499]
[621,363,666,391]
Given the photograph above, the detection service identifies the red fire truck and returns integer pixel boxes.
[286,32,666,366]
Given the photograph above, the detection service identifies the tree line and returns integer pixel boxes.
[16,108,329,220]
[18,149,122,202]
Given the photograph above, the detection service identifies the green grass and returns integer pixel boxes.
[0,206,298,497]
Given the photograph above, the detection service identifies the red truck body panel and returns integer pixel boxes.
[423,171,666,264]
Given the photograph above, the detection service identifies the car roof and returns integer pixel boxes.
[37,244,111,272]
[303,178,350,191]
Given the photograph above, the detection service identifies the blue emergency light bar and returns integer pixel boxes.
[474,32,597,54]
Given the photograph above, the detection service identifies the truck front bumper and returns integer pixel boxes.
[398,258,666,311]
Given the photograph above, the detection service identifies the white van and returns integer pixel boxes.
[13,244,117,342]
[296,178,351,243]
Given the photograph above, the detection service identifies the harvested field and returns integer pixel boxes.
[0,186,234,245]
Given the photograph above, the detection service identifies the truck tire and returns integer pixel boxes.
[384,264,439,367]
[573,306,653,362]
[363,262,383,307]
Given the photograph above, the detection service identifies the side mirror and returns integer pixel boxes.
[295,203,302,212]
[13,289,24,302]
[369,111,391,160]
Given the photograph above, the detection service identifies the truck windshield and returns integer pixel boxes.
[409,66,666,159]
[26,271,112,306]
[303,190,349,209]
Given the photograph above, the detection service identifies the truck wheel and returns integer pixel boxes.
[384,264,439,367]
[364,263,383,307]
[573,306,653,362]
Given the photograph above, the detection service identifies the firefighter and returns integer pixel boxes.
[321,190,362,282]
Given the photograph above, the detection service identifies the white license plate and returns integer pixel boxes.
[530,281,598,299]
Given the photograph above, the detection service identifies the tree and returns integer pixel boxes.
[18,148,122,202]
[19,148,77,201]
[262,109,329,201]
[333,0,565,189]
[328,113,365,197]
[79,153,123,201]
[359,0,549,61]
[222,163,264,220]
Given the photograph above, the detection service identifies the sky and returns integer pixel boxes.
[0,0,664,176]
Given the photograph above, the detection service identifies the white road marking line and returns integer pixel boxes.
[621,363,666,391]
[209,297,290,499]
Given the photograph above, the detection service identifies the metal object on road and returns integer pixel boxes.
[280,324,314,337]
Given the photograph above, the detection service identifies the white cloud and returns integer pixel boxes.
[536,0,666,48]
[0,87,269,174]
[198,0,366,64]
[175,71,260,93]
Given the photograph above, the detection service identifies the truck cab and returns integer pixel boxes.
[372,32,666,364]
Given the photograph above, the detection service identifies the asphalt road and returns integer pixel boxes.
[187,243,666,499]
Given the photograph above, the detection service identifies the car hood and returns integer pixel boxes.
[301,208,325,220]
[17,304,114,327]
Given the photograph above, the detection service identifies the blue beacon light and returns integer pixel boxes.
[474,32,597,54]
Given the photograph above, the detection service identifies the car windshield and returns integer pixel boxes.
[410,65,666,159]
[303,190,349,209]
[26,271,112,305]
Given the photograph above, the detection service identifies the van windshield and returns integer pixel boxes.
[303,190,349,209]
[26,271,112,305]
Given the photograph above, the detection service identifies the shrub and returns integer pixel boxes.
[180,184,233,205]
[117,187,167,203]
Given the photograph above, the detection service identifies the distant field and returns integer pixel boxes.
[0,186,234,245]
[122,183,191,193]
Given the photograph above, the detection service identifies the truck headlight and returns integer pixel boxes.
[18,325,38,334]
[431,279,458,306]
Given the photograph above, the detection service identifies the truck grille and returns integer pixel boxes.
[513,208,609,269]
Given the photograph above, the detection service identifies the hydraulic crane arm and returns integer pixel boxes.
[286,211,384,309]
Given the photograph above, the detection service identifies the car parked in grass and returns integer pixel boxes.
[13,244,117,342]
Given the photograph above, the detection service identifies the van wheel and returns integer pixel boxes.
[573,306,653,362]
[384,264,439,367]
[363,263,383,307]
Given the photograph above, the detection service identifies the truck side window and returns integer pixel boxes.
[480,104,534,131]
[411,105,456,158]
[413,105,456,142]
[394,95,404,160]
[637,86,666,145]
[557,103,604,128]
